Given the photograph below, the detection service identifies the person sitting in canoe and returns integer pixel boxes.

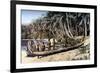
[27,40,35,56]
[39,41,45,51]
[41,42,45,51]
[36,41,39,52]
[31,42,36,52]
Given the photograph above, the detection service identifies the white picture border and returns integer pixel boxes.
[16,4,94,69]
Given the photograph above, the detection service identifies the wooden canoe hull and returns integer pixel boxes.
[26,41,84,56]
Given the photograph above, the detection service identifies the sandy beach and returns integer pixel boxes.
[21,45,90,64]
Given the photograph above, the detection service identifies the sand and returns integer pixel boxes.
[21,49,89,64]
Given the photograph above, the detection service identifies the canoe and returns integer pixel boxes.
[26,40,86,56]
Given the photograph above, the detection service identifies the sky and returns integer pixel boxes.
[21,10,47,25]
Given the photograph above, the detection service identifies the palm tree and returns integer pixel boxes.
[22,11,90,50]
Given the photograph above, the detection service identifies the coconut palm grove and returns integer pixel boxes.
[21,10,90,63]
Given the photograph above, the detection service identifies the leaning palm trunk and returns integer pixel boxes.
[69,17,74,37]
[59,16,67,36]
[84,17,87,37]
[64,23,72,38]
[66,13,73,38]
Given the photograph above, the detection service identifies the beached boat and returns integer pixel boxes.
[25,37,88,57]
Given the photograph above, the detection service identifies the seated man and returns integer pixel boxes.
[27,40,34,56]
[41,42,45,51]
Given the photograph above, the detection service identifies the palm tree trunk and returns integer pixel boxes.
[66,13,73,38]
[64,23,72,38]
[68,18,73,37]
[84,17,87,37]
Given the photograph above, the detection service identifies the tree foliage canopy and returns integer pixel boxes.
[21,11,90,42]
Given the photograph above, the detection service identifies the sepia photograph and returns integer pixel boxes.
[21,10,90,63]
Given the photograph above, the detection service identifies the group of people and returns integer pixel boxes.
[27,40,51,52]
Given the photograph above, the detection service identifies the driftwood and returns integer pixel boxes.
[26,40,85,57]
